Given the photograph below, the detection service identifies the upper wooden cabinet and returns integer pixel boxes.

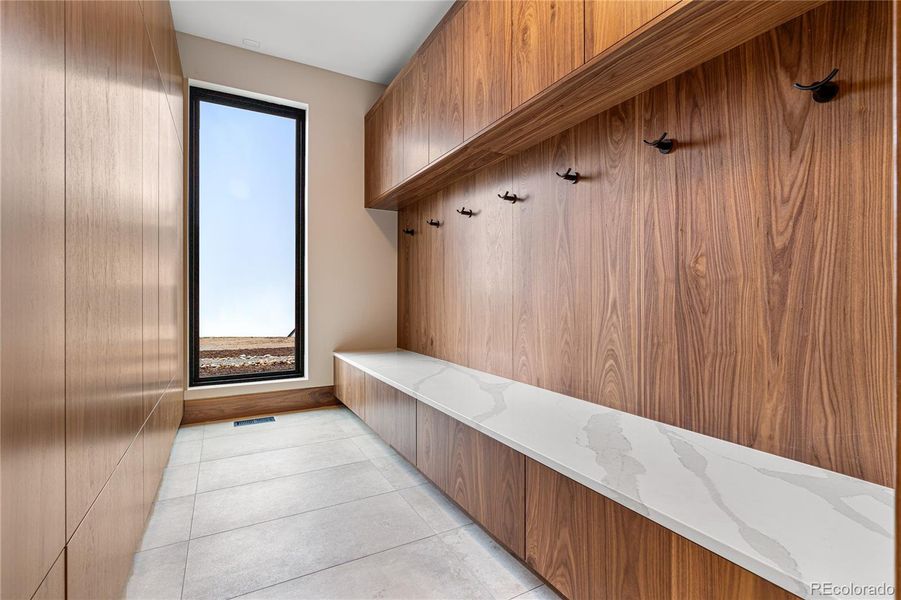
[426,7,464,161]
[463,0,511,139]
[364,0,824,209]
[511,0,584,108]
[585,0,680,59]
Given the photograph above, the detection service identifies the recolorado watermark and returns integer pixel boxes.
[809,582,895,597]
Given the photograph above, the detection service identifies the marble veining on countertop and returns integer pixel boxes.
[333,349,894,600]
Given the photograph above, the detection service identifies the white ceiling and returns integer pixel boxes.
[171,0,454,84]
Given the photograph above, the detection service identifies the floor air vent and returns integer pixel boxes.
[233,416,276,427]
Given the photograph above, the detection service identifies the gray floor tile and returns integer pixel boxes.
[168,440,202,466]
[369,453,427,490]
[399,483,472,534]
[200,420,355,461]
[175,426,204,444]
[196,437,366,493]
[201,407,351,440]
[157,462,199,501]
[241,536,494,600]
[182,492,433,600]
[440,524,540,599]
[125,542,188,600]
[513,585,562,600]
[350,433,398,459]
[140,495,194,551]
[191,461,393,537]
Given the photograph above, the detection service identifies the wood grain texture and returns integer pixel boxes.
[0,2,67,597]
[65,0,146,538]
[363,374,417,463]
[585,0,680,60]
[511,0,585,108]
[427,7,464,161]
[402,54,429,178]
[143,30,164,419]
[182,386,338,425]
[31,550,66,600]
[397,203,421,351]
[463,0,511,139]
[159,92,182,389]
[417,403,525,557]
[383,86,405,190]
[366,0,824,209]
[67,435,144,600]
[364,105,385,201]
[512,130,590,399]
[420,194,449,358]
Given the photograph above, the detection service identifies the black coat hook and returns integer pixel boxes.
[555,167,580,184]
[403,228,415,236]
[456,207,475,218]
[426,218,440,228]
[793,68,839,103]
[498,191,520,204]
[643,132,675,154]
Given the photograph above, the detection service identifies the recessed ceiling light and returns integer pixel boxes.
[242,38,260,48]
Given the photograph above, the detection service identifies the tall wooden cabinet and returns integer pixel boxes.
[426,8,464,161]
[1,1,186,597]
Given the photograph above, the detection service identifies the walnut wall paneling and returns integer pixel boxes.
[383,86,405,190]
[0,1,67,598]
[416,403,526,556]
[397,203,421,351]
[160,92,183,389]
[32,551,66,600]
[402,54,429,178]
[512,130,591,399]
[463,0,512,139]
[65,0,146,537]
[511,0,585,108]
[584,0,681,60]
[420,194,448,358]
[365,105,385,200]
[427,7,464,161]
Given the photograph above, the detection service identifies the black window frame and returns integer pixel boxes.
[188,86,306,387]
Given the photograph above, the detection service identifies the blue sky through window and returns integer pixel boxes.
[198,100,297,337]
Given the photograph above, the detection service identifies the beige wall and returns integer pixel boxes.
[177,33,397,396]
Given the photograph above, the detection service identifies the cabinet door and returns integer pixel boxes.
[585,0,680,59]
[463,0,511,139]
[427,8,464,161]
[402,54,429,177]
[511,0,584,108]
[364,375,416,463]
[334,358,366,420]
[364,104,384,201]
[382,86,405,190]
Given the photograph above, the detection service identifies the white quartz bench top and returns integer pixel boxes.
[334,349,894,600]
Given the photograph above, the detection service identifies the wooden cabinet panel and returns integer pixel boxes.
[585,1,680,60]
[419,194,448,358]
[427,8,464,161]
[334,357,366,420]
[463,0,511,139]
[365,105,385,201]
[68,435,145,600]
[0,2,66,598]
[65,0,146,538]
[417,403,525,557]
[383,86,405,190]
[143,397,167,516]
[143,30,164,419]
[32,550,66,600]
[512,130,590,399]
[397,203,421,351]
[160,108,182,389]
[511,0,584,108]
[402,54,429,177]
[364,374,417,463]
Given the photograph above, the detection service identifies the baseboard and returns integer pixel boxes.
[182,385,339,425]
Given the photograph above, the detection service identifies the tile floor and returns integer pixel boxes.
[125,406,561,600]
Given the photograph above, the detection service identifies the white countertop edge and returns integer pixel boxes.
[334,350,892,600]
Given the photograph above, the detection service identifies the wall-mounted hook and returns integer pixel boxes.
[643,132,675,154]
[456,207,475,218]
[426,219,440,228]
[403,228,415,236]
[555,167,580,184]
[498,191,520,204]
[793,68,839,103]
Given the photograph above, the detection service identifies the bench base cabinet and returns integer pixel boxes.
[525,459,800,600]
[416,402,525,558]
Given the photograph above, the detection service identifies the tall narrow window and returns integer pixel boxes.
[189,86,305,386]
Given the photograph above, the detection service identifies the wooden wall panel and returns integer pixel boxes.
[463,0,511,139]
[383,87,405,190]
[399,1,894,486]
[182,386,338,425]
[32,551,66,600]
[584,1,680,60]
[67,436,144,600]
[142,31,164,419]
[512,130,591,399]
[0,2,67,598]
[160,97,182,389]
[365,106,385,200]
[511,0,584,108]
[402,54,429,178]
[397,203,421,350]
[420,194,449,358]
[427,8,464,161]
[65,0,146,537]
